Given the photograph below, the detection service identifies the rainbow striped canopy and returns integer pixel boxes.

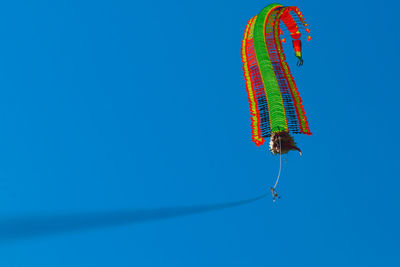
[241,3,312,147]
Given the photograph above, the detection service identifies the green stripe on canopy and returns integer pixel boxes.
[253,3,288,133]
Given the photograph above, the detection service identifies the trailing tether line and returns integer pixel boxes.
[0,193,269,242]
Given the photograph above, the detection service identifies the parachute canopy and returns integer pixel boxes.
[241,3,312,153]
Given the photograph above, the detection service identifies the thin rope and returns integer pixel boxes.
[273,137,282,189]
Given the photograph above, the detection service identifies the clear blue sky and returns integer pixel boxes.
[0,0,399,266]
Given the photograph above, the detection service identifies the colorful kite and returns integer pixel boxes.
[241,3,312,157]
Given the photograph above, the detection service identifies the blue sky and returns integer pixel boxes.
[0,0,399,266]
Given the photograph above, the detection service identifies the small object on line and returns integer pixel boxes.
[269,187,280,202]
